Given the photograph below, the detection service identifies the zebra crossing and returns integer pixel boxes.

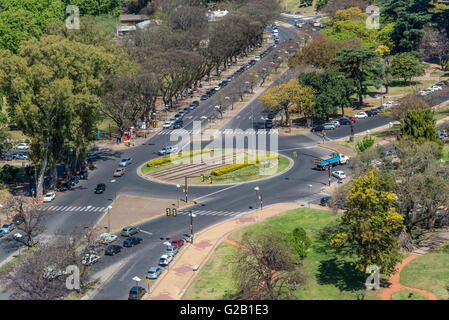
[157,129,279,136]
[177,210,248,217]
[38,205,107,213]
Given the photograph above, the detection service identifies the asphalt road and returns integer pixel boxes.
[0,14,447,300]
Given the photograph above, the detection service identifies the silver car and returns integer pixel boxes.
[121,226,140,237]
[146,267,162,280]
[166,245,179,257]
[323,123,336,130]
[1,222,15,234]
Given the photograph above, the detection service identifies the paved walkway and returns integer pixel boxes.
[143,202,299,300]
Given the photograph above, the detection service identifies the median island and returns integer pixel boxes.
[140,149,291,185]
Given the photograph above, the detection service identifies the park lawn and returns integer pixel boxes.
[391,290,429,300]
[399,242,449,300]
[441,144,449,162]
[434,104,449,121]
[184,208,384,300]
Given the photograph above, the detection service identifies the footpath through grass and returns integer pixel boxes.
[399,243,449,300]
[182,208,381,300]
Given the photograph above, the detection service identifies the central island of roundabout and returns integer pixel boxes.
[138,148,293,186]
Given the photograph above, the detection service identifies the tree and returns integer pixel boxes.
[390,52,426,84]
[400,108,441,145]
[290,227,311,259]
[323,20,379,48]
[247,70,258,93]
[384,94,429,121]
[289,34,361,70]
[0,0,65,53]
[381,0,433,53]
[419,26,449,70]
[333,6,368,22]
[258,79,315,126]
[298,70,354,119]
[321,0,369,17]
[331,48,382,105]
[332,169,404,275]
[0,35,119,199]
[61,0,122,16]
[230,231,307,300]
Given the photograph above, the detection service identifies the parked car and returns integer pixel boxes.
[121,226,140,237]
[365,110,374,117]
[339,118,351,125]
[369,109,379,115]
[254,55,261,61]
[265,120,273,129]
[69,175,80,185]
[311,125,324,132]
[330,121,340,127]
[82,254,100,266]
[128,286,146,300]
[173,121,183,129]
[158,254,173,266]
[95,183,106,194]
[119,157,133,167]
[14,143,29,150]
[354,112,368,119]
[123,236,142,247]
[332,171,346,179]
[166,245,179,257]
[43,192,56,203]
[99,233,117,244]
[163,121,172,129]
[113,167,126,177]
[1,222,15,234]
[105,244,122,256]
[58,182,71,192]
[171,238,184,248]
[12,213,25,225]
[79,169,88,180]
[13,152,29,160]
[323,123,336,130]
[146,267,162,280]
[320,196,332,206]
[200,94,208,100]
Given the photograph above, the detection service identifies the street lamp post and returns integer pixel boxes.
[189,210,196,244]
[254,186,260,209]
[307,184,312,208]
[107,205,112,232]
[176,184,180,208]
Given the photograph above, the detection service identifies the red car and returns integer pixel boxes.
[171,238,184,248]
[349,116,356,123]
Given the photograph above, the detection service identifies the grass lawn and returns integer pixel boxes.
[434,104,449,121]
[399,243,449,300]
[391,290,429,300]
[183,208,383,300]
[442,144,449,162]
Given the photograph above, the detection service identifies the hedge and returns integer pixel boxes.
[146,157,171,167]
[210,163,254,176]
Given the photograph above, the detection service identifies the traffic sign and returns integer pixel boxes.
[146,278,151,284]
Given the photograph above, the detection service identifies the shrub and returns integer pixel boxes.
[146,157,171,167]
[210,163,253,176]
[356,135,374,152]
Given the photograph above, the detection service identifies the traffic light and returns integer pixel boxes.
[201,174,204,182]
[173,208,177,217]
[209,176,213,184]
[166,208,171,216]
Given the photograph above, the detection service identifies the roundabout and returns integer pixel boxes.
[138,149,293,186]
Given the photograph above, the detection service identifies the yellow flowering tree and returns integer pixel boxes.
[332,169,404,275]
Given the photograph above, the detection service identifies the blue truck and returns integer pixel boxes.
[314,153,349,170]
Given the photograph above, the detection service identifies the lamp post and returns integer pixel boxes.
[189,210,196,244]
[254,186,260,209]
[176,184,180,208]
[107,205,112,232]
[307,184,312,208]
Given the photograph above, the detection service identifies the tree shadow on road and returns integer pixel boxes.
[316,258,366,292]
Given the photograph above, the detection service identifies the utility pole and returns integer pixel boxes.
[185,176,188,203]
[328,166,331,187]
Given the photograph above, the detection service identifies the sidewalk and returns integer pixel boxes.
[144,202,299,300]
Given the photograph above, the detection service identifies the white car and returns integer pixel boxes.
[43,192,56,202]
[15,143,29,150]
[332,171,346,179]
[98,233,118,244]
[339,154,350,164]
[82,254,100,266]
[158,254,173,266]
[254,55,261,61]
[163,121,172,129]
[214,85,221,91]
[354,112,368,119]
[119,157,133,167]
[431,85,442,91]
[330,121,341,127]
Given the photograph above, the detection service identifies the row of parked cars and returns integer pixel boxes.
[163,101,200,129]
[129,237,189,300]
[417,80,449,96]
[311,102,396,132]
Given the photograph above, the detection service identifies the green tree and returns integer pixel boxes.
[331,48,382,105]
[0,35,120,198]
[400,108,441,145]
[298,70,354,119]
[0,0,65,53]
[61,0,122,16]
[290,227,311,259]
[390,52,425,84]
[332,169,404,275]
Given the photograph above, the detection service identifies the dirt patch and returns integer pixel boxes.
[95,194,194,233]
